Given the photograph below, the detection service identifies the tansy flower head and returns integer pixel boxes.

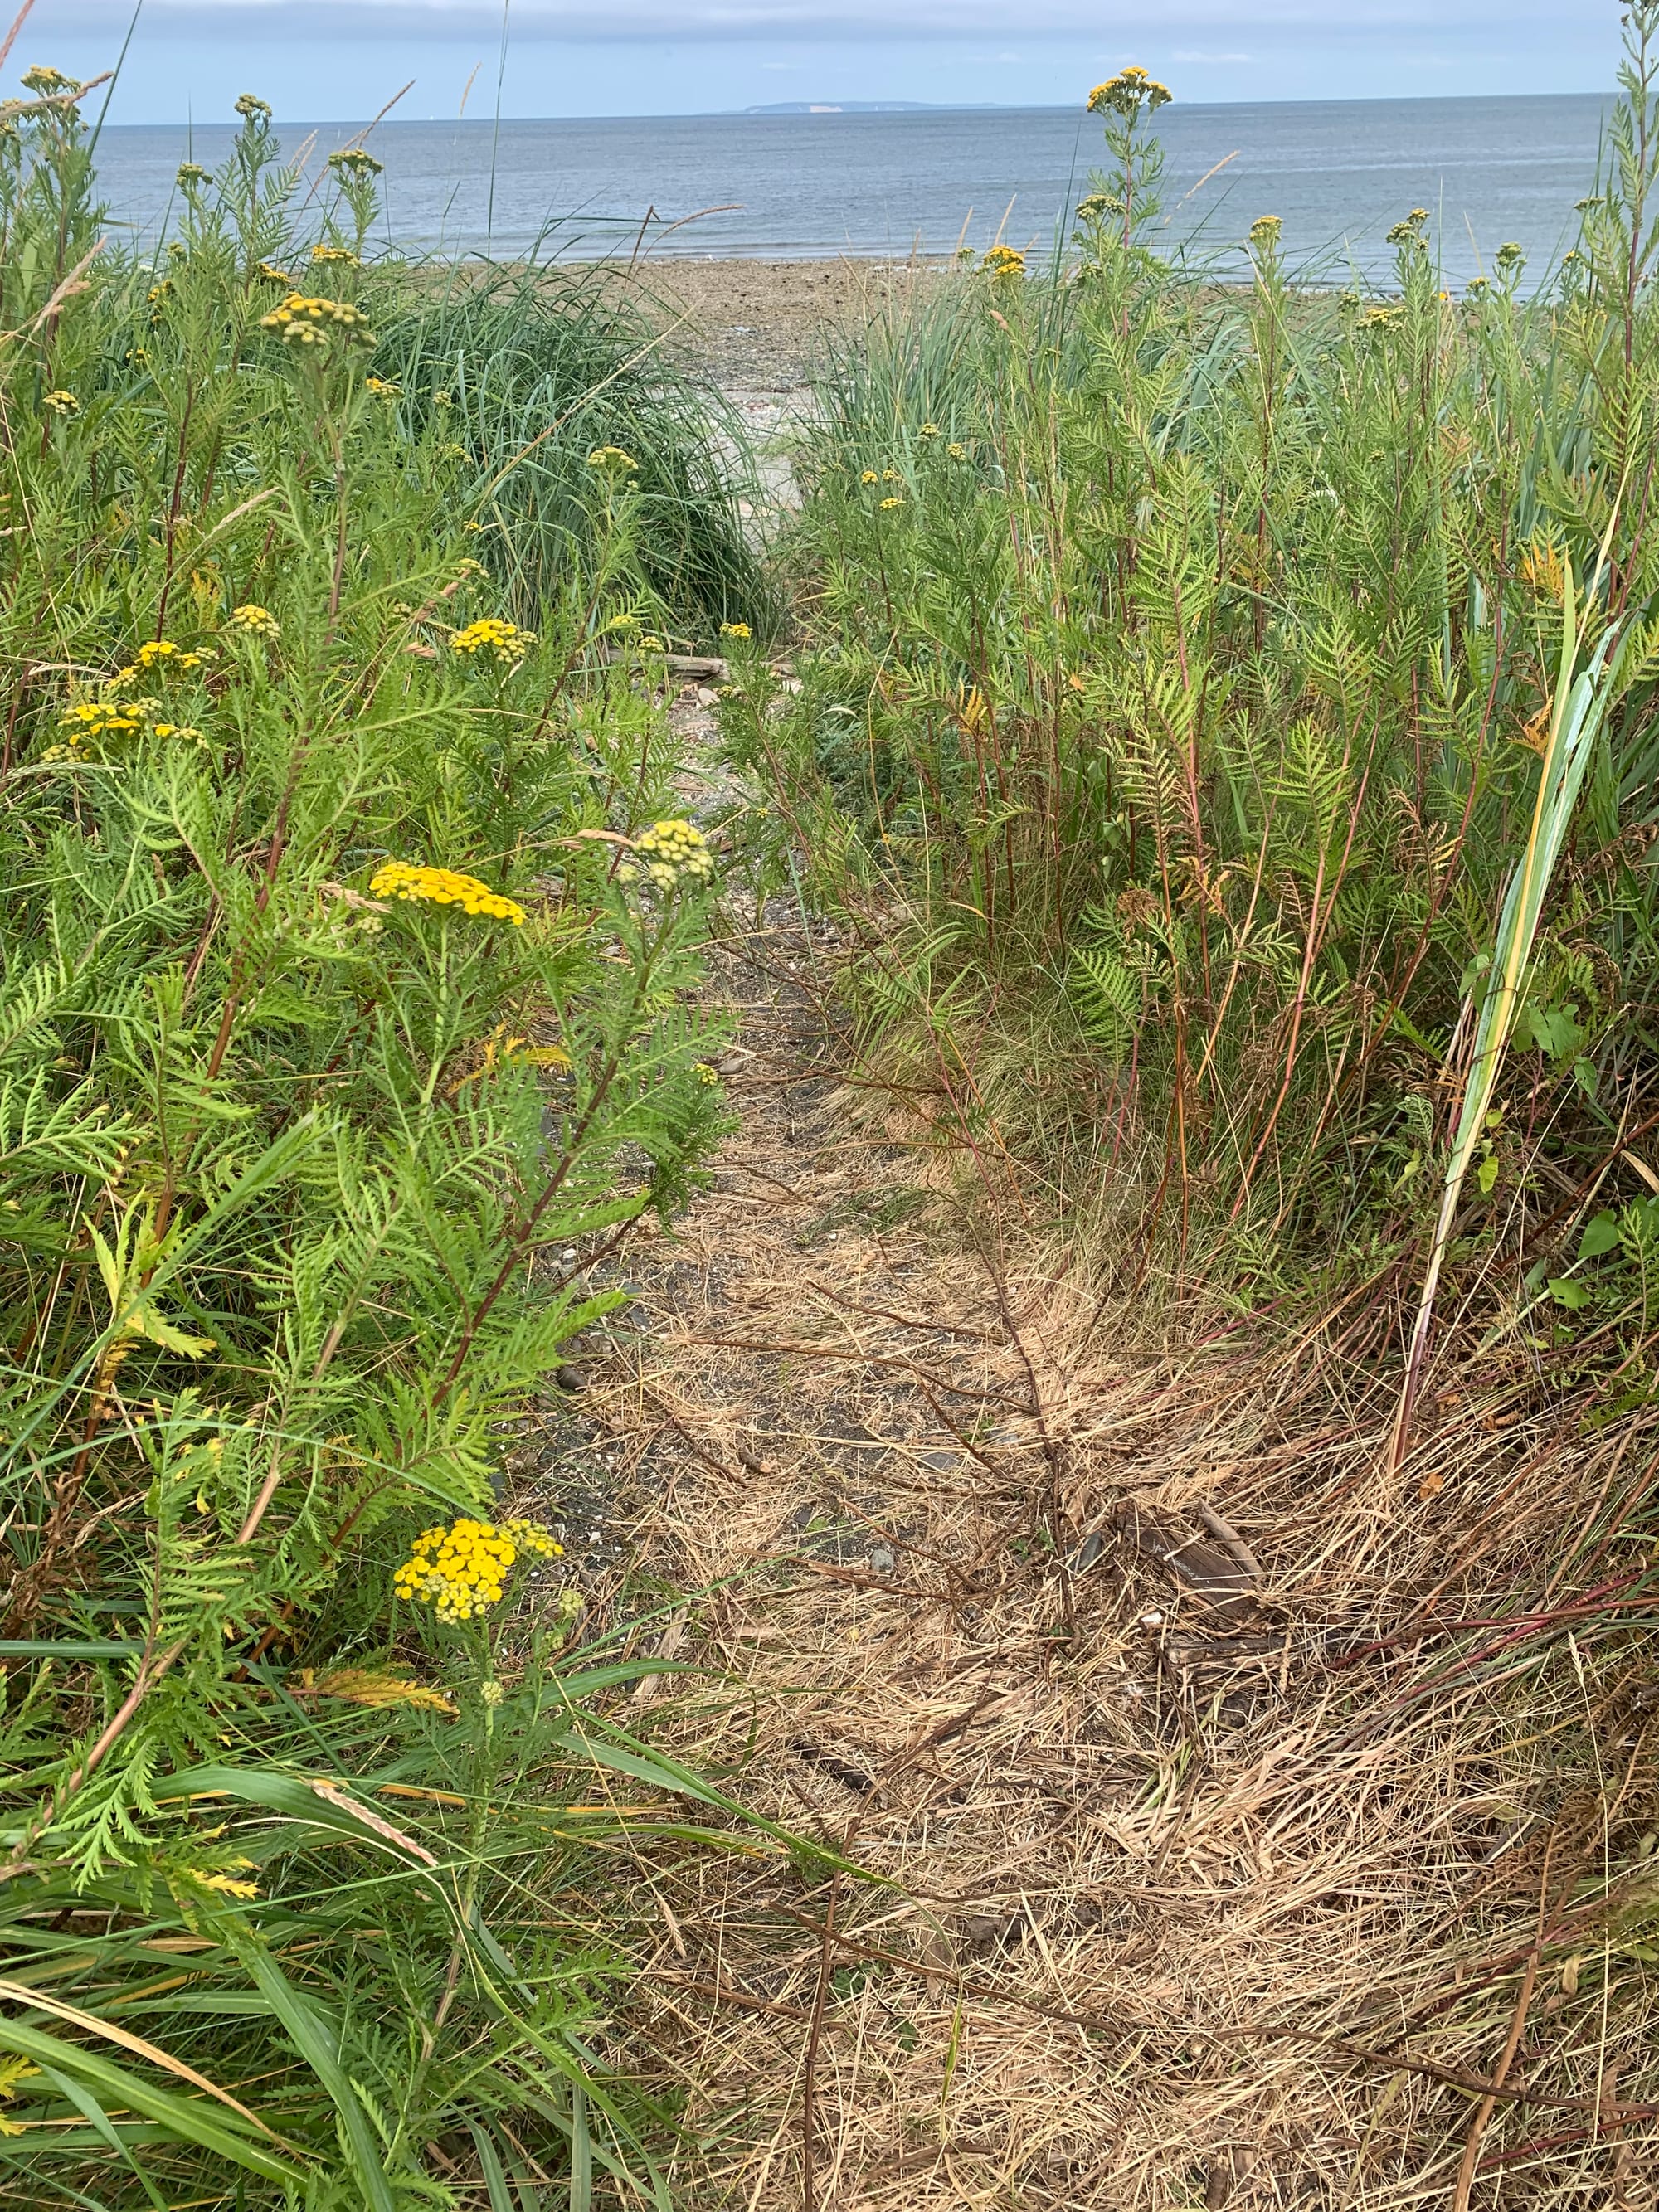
[328,148,384,178]
[228,602,280,639]
[310,243,361,266]
[981,245,1025,280]
[586,445,638,474]
[256,260,293,284]
[918,421,939,436]
[1248,214,1282,249]
[450,615,534,664]
[60,700,142,741]
[879,496,905,510]
[235,93,272,120]
[369,862,526,925]
[694,1062,720,1087]
[260,292,373,349]
[860,469,880,485]
[176,162,208,192]
[719,621,752,639]
[393,1515,557,1624]
[947,441,966,459]
[1087,66,1171,119]
[41,389,77,416]
[617,817,716,894]
[22,66,75,95]
[366,374,401,399]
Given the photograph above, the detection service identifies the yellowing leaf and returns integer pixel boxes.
[189,1871,260,1899]
[297,1666,455,1715]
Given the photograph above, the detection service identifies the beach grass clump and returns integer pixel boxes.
[733,1,1659,1377]
[0,79,760,2204]
[372,258,774,639]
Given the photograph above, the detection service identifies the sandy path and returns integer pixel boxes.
[524,861,1656,2209]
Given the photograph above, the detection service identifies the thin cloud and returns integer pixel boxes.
[31,0,1588,36]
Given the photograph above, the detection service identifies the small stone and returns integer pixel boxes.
[869,1546,896,1577]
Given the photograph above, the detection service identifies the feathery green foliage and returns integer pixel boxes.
[729,6,1659,1365]
[0,78,760,2205]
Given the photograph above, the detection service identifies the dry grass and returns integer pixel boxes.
[554,904,1659,2211]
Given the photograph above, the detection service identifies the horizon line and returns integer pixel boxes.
[91,85,1613,127]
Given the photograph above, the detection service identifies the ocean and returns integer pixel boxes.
[90,94,1608,287]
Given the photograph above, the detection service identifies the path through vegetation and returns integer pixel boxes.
[540,821,1657,2210]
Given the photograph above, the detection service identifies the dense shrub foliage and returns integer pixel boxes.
[0,80,754,2205]
[732,12,1659,1369]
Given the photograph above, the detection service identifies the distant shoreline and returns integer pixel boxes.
[91,88,1612,131]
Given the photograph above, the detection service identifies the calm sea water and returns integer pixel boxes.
[90,95,1608,286]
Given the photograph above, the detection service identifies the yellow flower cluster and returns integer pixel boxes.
[1248,214,1282,249]
[366,375,401,400]
[860,469,880,485]
[880,496,905,511]
[328,148,384,179]
[619,818,716,892]
[586,445,638,474]
[451,615,535,663]
[132,638,216,673]
[981,245,1026,280]
[177,162,208,190]
[256,260,293,284]
[310,243,361,266]
[947,441,967,460]
[228,603,280,639]
[693,1061,721,1087]
[61,700,142,739]
[42,389,78,416]
[22,65,75,94]
[236,93,271,121]
[260,293,373,351]
[500,1515,562,1558]
[369,861,526,925]
[394,1519,511,1622]
[42,685,187,763]
[1386,208,1430,249]
[1087,65,1172,119]
[919,421,939,437]
[393,1514,562,1624]
[720,621,752,639]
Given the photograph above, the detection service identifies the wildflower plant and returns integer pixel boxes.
[1079,61,1173,250]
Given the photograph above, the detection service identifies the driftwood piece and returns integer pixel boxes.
[1110,1500,1259,1621]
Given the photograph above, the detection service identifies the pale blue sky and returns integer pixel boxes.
[14,0,1622,123]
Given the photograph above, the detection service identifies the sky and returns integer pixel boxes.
[8,0,1623,124]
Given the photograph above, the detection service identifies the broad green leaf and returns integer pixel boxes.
[1579,1211,1622,1260]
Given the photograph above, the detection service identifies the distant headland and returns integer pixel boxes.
[741,100,1002,116]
